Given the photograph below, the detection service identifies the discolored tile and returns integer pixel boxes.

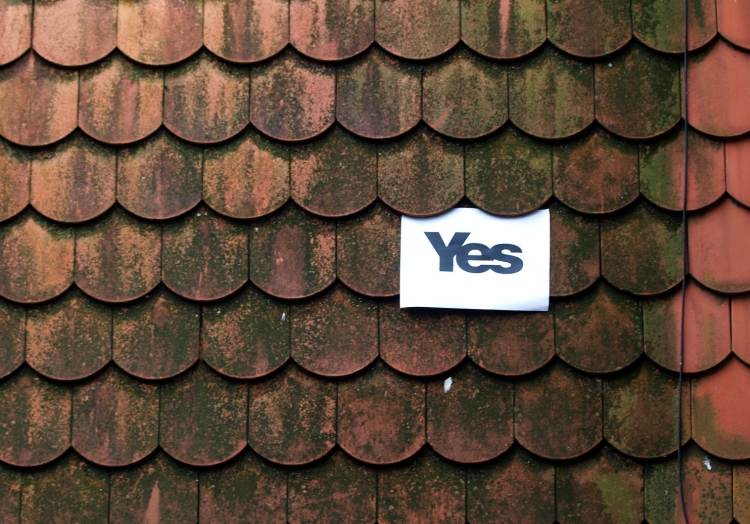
[549,200,600,297]
[0,139,30,222]
[72,366,158,466]
[546,0,631,57]
[248,363,336,465]
[726,137,750,207]
[0,299,24,379]
[375,0,459,59]
[737,463,750,524]
[0,462,20,524]
[460,0,546,59]
[632,0,716,52]
[290,0,374,61]
[733,295,750,365]
[0,0,31,65]
[717,0,750,50]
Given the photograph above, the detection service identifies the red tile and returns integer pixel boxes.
[427,362,513,463]
[687,38,750,137]
[338,359,425,465]
[378,449,465,524]
[162,204,248,301]
[203,0,288,63]
[692,356,750,459]
[380,299,466,377]
[117,0,202,65]
[468,310,554,376]
[291,284,378,377]
[0,463,20,524]
[557,446,644,524]
[555,282,643,374]
[727,137,750,206]
[632,0,716,52]
[113,287,200,380]
[30,134,116,223]
[250,49,335,141]
[596,42,681,139]
[601,199,683,295]
[204,130,290,219]
[375,0,459,59]
[733,295,750,365]
[288,449,376,524]
[553,127,639,214]
[25,289,112,381]
[160,363,248,466]
[336,47,421,139]
[509,44,594,139]
[549,200,600,297]
[546,0,631,57]
[199,449,287,524]
[467,446,555,524]
[290,0,374,61]
[644,281,731,373]
[32,0,116,66]
[0,300,24,379]
[249,204,336,299]
[737,463,750,524]
[72,366,158,467]
[248,363,336,465]
[378,127,464,216]
[689,196,750,293]
[117,130,202,220]
[604,358,690,458]
[0,139,30,222]
[336,202,400,297]
[164,51,250,144]
[0,366,71,467]
[423,47,507,139]
[0,0,31,65]
[0,52,77,147]
[515,359,602,459]
[718,0,750,50]
[461,0,545,59]
[78,52,163,145]
[202,285,290,379]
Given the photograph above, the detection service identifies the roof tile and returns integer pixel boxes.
[732,295,750,365]
[737,462,750,524]
[726,137,750,206]
[549,200,600,296]
[0,299,24,379]
[290,0,374,61]
[717,0,750,50]
[0,0,31,65]
[0,462,20,523]
[632,0,717,52]
[0,139,29,222]
[374,0,460,60]
[248,363,336,465]
[547,0,632,57]
[460,0,546,59]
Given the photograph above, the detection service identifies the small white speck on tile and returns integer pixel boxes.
[254,227,259,232]
[703,456,712,470]
[444,377,453,393]
[197,213,201,216]
[281,313,286,323]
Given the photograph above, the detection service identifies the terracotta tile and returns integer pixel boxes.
[726,137,750,206]
[72,366,158,466]
[25,289,112,381]
[0,139,30,222]
[0,52,77,147]
[640,128,725,211]
[0,366,71,467]
[468,310,554,376]
[378,127,464,216]
[110,450,199,524]
[288,449,376,524]
[248,363,336,465]
[338,359,425,465]
[423,47,507,139]
[249,204,336,299]
[32,0,116,66]
[202,285,290,379]
[687,38,750,137]
[509,44,594,139]
[461,0,545,59]
[164,51,250,144]
[601,199,683,295]
[78,52,163,145]
[553,127,639,214]
[162,204,248,301]
[546,0,631,57]
[117,130,202,220]
[717,0,750,50]
[632,0,716,52]
[160,363,248,466]
[549,200,600,297]
[515,359,602,460]
[336,47,421,139]
[557,445,644,524]
[291,126,376,218]
[336,201,400,297]
[0,0,31,65]
[0,211,74,303]
[117,0,203,65]
[19,452,108,523]
[204,0,288,63]
[290,0,374,61]
[427,362,513,463]
[199,449,287,524]
[596,42,681,139]
[604,358,690,458]
[733,295,750,365]
[644,280,731,373]
[250,49,335,141]
[0,299,24,379]
[555,282,643,374]
[30,134,116,223]
[737,463,750,524]
[692,356,750,459]
[375,0,459,59]
[113,287,200,380]
[0,462,20,524]
[291,284,378,377]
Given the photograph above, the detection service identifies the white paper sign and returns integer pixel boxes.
[400,208,550,311]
